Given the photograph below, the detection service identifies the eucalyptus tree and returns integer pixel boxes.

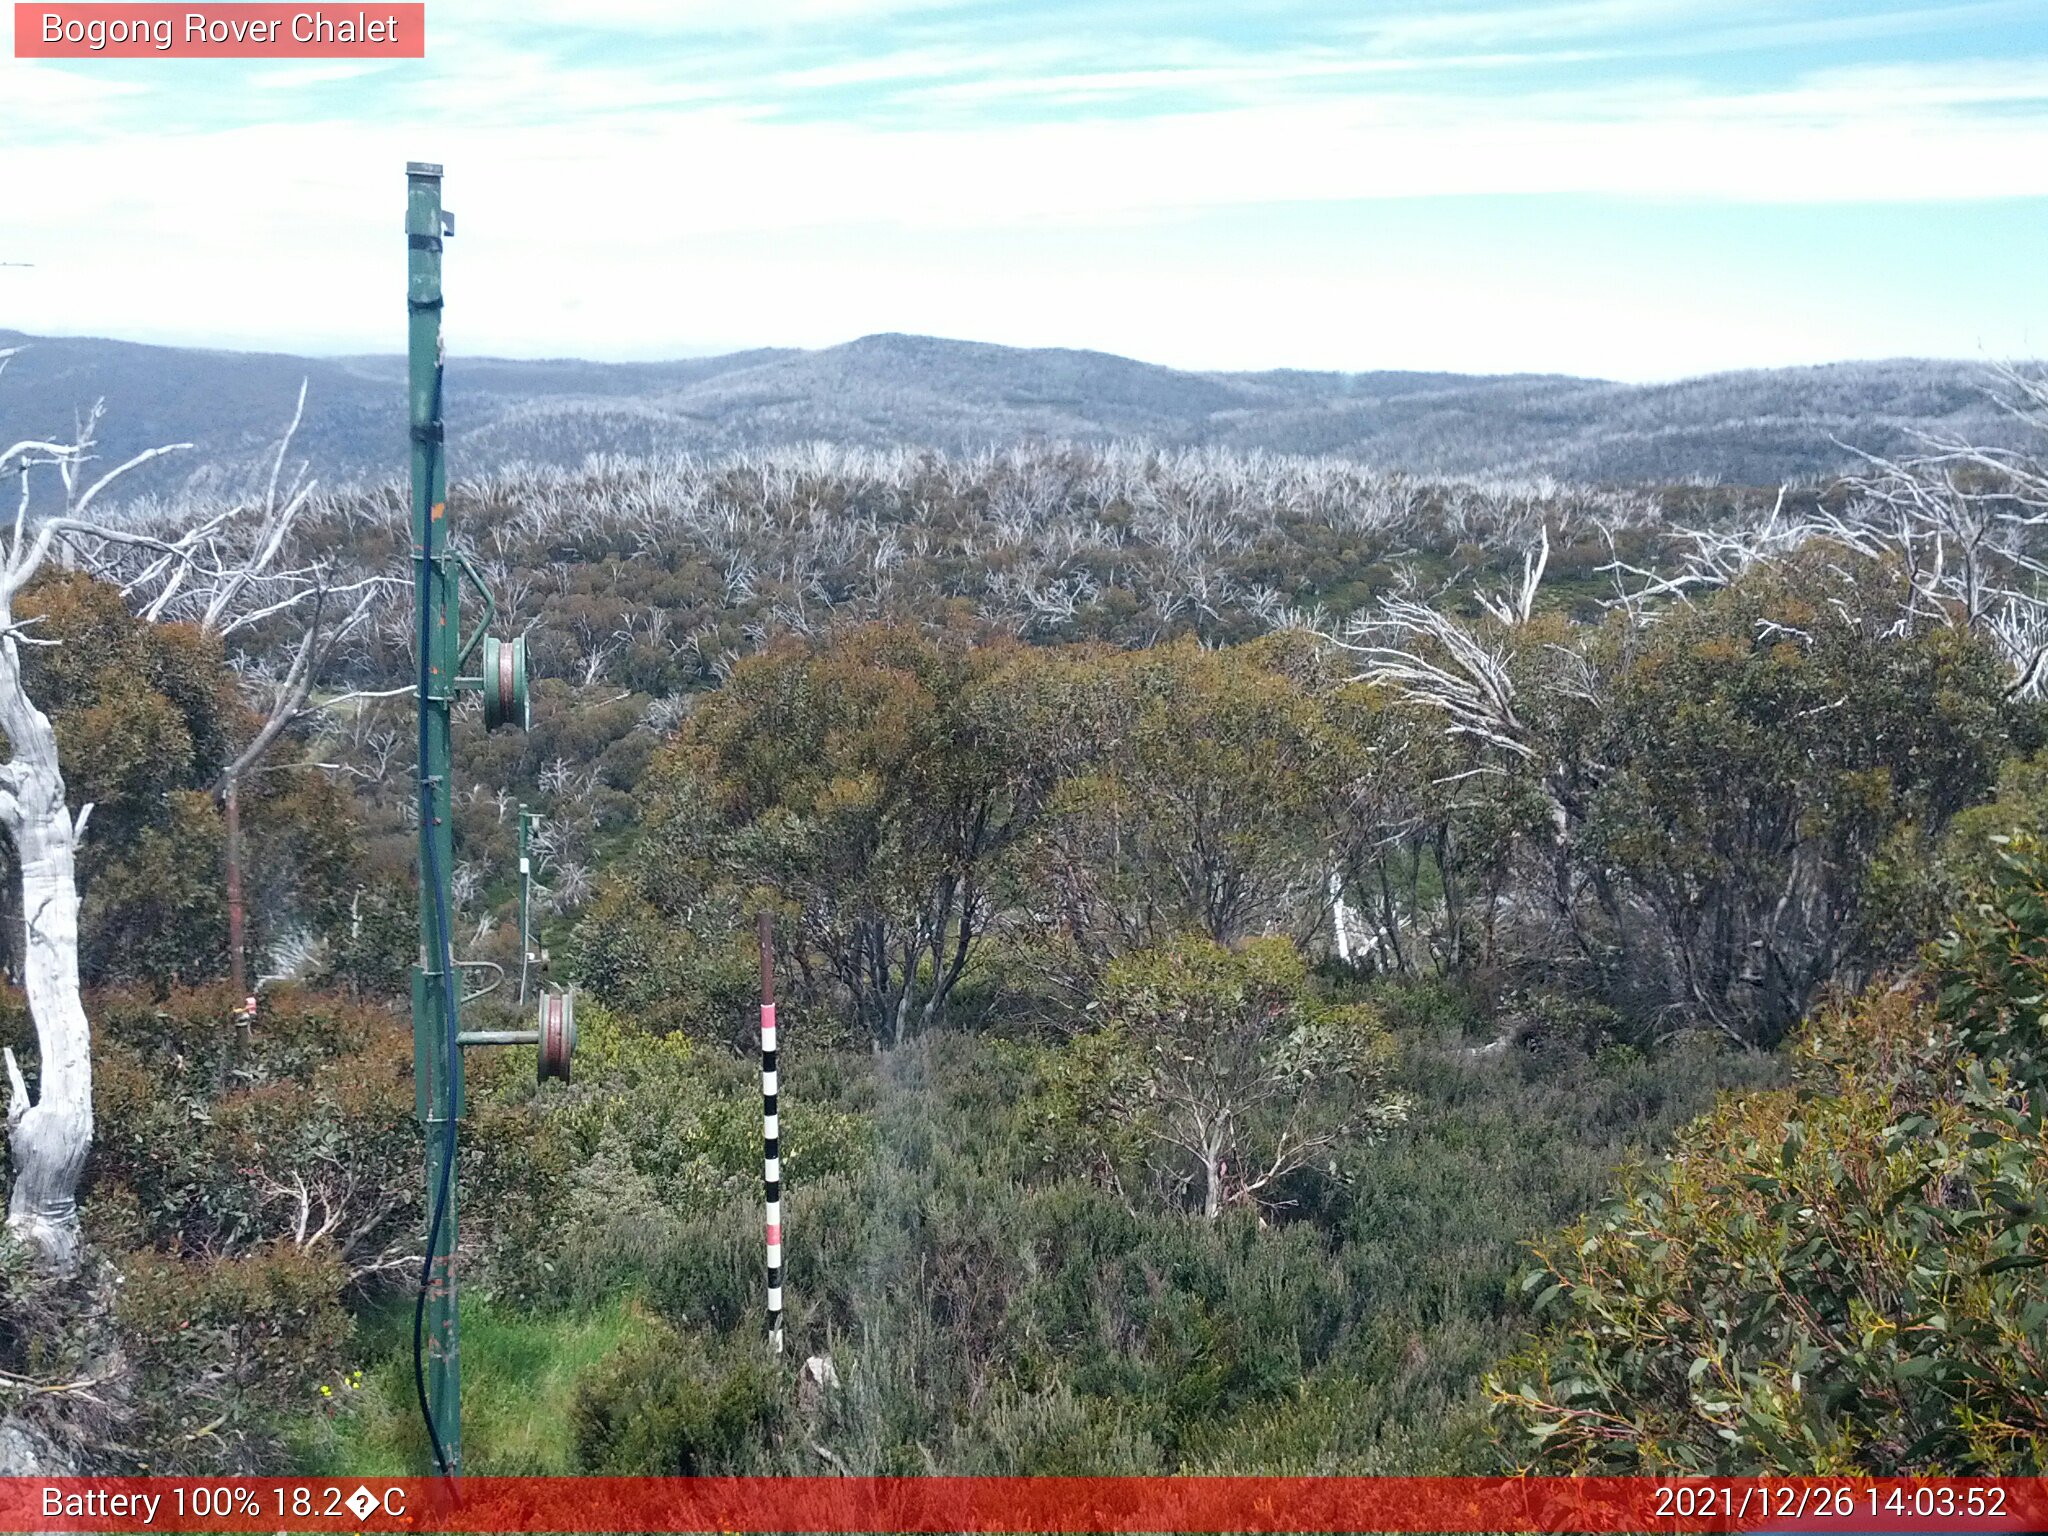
[1583,554,2010,1043]
[1100,935,1406,1220]
[652,625,1080,1046]
[1034,638,1350,957]
[1325,534,1608,974]
[1332,521,2016,1041]
[0,364,375,1270]
[1603,370,2048,696]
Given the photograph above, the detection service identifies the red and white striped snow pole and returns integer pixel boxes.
[758,910,784,1355]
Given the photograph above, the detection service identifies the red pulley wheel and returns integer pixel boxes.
[538,989,575,1084]
[480,633,530,732]
[497,640,515,722]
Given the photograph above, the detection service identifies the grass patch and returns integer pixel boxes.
[298,1294,657,1475]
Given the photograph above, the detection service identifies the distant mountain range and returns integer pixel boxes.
[0,328,2034,502]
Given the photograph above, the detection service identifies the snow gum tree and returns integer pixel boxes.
[0,362,374,1271]
[1101,935,1408,1220]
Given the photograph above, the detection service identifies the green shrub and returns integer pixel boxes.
[582,1009,1767,1476]
[471,1003,871,1307]
[1492,971,2048,1471]
[571,1326,785,1474]
[89,987,416,1277]
[1933,832,2048,1085]
[1098,935,1406,1219]
[59,987,416,1471]
[118,1246,352,1469]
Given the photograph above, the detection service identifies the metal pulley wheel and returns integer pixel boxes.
[480,633,530,732]
[537,988,576,1084]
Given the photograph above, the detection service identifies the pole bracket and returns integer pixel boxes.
[451,547,497,675]
[455,957,503,1004]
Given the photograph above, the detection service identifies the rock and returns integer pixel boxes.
[797,1353,839,1428]
[0,1417,76,1476]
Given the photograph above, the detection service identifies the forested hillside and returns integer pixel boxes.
[0,329,2033,507]
[0,365,2043,1476]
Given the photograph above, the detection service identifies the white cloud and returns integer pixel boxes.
[1338,0,2030,57]
[245,62,400,90]
[433,0,973,36]
[2,18,2044,377]
[1342,0,1712,52]
[2,60,150,122]
[3,66,2043,284]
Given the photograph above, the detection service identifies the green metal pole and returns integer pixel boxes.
[517,806,534,1006]
[406,159,462,1475]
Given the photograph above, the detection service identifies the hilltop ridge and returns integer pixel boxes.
[0,327,2030,501]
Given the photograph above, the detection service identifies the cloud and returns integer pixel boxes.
[2,60,150,122]
[2,2,2044,375]
[10,64,2048,257]
[244,62,400,90]
[1337,0,2034,56]
[1340,0,1715,52]
[435,0,975,36]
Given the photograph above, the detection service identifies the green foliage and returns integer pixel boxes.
[80,790,227,988]
[423,1010,1769,1477]
[1095,935,1404,1218]
[543,541,2026,1057]
[0,573,393,991]
[89,987,416,1265]
[30,447,2038,1478]
[571,1326,786,1474]
[1492,852,2048,1472]
[471,1003,871,1308]
[16,571,233,831]
[0,574,236,988]
[117,1246,352,1466]
[595,625,1081,1044]
[317,874,415,1000]
[1502,990,1631,1055]
[1571,553,2013,1043]
[1864,751,2048,973]
[1008,1025,1151,1191]
[239,769,364,976]
[1037,639,1350,950]
[66,986,416,1469]
[1935,833,2048,1085]
[569,880,760,1047]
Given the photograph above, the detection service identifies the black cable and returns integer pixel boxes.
[411,358,459,1479]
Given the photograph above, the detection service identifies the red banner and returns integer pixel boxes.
[13,4,424,58]
[2,1477,2047,1532]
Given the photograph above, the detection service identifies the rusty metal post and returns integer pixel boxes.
[225,775,246,1001]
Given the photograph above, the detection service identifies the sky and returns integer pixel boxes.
[3,0,2047,380]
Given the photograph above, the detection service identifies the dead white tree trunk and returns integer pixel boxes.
[0,622,90,1272]
[0,355,377,1272]
[0,361,190,1270]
